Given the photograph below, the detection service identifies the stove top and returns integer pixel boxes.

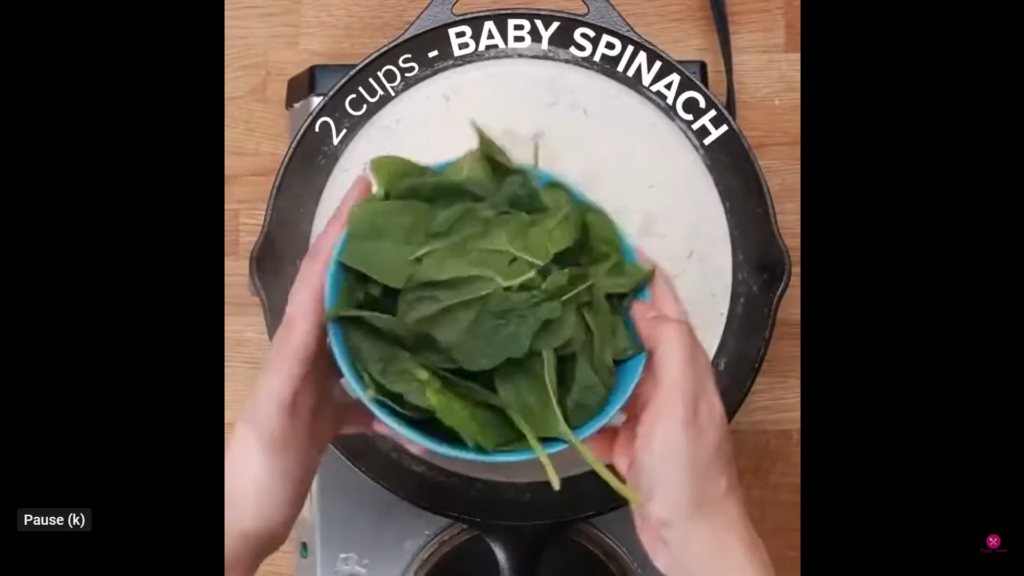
[294,446,662,576]
[284,60,711,575]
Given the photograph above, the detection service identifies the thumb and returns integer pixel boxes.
[282,175,372,327]
[294,175,373,295]
[630,300,674,352]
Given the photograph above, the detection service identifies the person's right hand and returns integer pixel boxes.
[586,265,774,576]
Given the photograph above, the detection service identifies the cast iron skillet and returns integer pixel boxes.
[249,1,790,573]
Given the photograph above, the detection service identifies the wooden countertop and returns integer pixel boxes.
[225,1,800,574]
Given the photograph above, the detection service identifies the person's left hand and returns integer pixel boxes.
[224,175,419,576]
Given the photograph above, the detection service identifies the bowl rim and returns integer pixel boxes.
[324,162,649,462]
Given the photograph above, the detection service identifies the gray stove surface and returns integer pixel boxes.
[293,445,660,576]
[286,95,659,576]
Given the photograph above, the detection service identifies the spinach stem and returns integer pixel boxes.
[499,269,539,288]
[559,279,595,302]
[408,237,458,260]
[505,247,544,266]
[564,432,641,505]
[509,412,561,491]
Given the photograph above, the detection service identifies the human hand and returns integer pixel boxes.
[586,265,773,576]
[224,176,421,576]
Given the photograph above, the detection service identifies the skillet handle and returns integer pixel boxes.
[396,0,735,119]
[397,0,457,41]
[481,523,564,576]
[398,0,640,41]
[579,0,639,38]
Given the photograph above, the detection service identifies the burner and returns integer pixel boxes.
[410,523,637,576]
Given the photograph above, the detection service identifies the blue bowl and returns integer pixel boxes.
[325,162,650,462]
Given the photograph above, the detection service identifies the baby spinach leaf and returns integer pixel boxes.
[396,276,506,357]
[604,292,646,360]
[494,351,565,438]
[531,306,579,352]
[542,268,595,303]
[341,200,436,288]
[360,366,434,420]
[540,268,570,293]
[433,367,560,489]
[404,203,501,264]
[396,276,501,327]
[424,378,520,451]
[387,175,488,205]
[490,171,548,214]
[365,284,401,317]
[554,308,589,356]
[339,320,435,410]
[335,125,653,501]
[517,274,546,291]
[449,289,562,371]
[609,315,644,362]
[581,306,616,389]
[433,368,502,406]
[531,270,594,352]
[538,181,575,211]
[605,291,634,315]
[581,206,623,265]
[538,205,582,257]
[443,120,525,196]
[370,155,433,195]
[327,308,411,337]
[472,122,517,177]
[577,208,653,294]
[551,235,589,269]
[495,351,639,504]
[595,260,655,295]
[474,208,580,267]
[560,352,608,428]
[336,268,371,310]
[441,149,499,197]
[406,245,539,288]
[474,213,553,266]
[328,308,458,369]
[496,437,533,451]
[427,202,498,237]
[334,268,393,315]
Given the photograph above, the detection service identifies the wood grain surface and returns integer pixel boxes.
[225,1,800,574]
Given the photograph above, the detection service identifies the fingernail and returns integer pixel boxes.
[608,412,627,427]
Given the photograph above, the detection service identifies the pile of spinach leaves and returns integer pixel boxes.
[327,124,652,503]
